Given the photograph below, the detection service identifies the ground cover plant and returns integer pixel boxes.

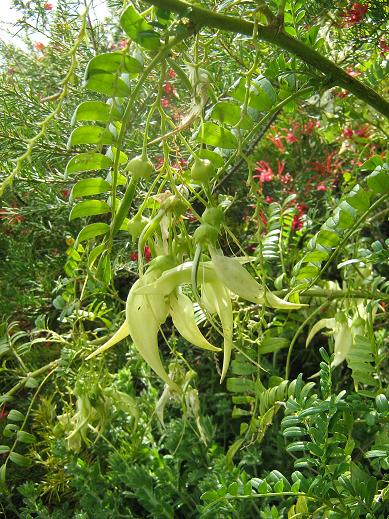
[0,0,388,517]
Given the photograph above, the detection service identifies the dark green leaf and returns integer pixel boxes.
[226,377,256,393]
[0,445,10,454]
[7,409,24,422]
[316,230,340,248]
[9,452,31,467]
[16,431,36,444]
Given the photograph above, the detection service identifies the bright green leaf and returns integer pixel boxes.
[346,185,370,213]
[85,52,143,78]
[211,102,251,129]
[75,223,110,246]
[69,200,111,221]
[7,409,24,422]
[316,230,340,248]
[120,6,160,50]
[84,73,131,97]
[366,166,389,194]
[66,153,113,175]
[197,149,224,168]
[71,178,111,199]
[67,126,115,147]
[198,122,237,149]
[71,101,122,125]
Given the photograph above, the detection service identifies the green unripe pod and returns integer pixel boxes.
[190,158,215,184]
[201,207,224,229]
[160,195,188,216]
[193,224,219,246]
[126,154,154,179]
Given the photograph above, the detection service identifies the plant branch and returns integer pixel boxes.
[144,0,389,118]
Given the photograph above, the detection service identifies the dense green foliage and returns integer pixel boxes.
[0,0,388,517]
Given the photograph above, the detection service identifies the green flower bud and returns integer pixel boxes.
[193,224,219,246]
[127,215,149,240]
[126,154,154,179]
[190,158,215,184]
[201,207,224,229]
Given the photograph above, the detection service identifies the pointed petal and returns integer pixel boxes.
[306,318,336,348]
[264,291,307,309]
[170,291,221,352]
[86,321,130,360]
[332,321,353,367]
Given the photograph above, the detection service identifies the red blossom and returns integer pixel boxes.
[0,405,8,421]
[44,2,53,10]
[292,214,303,231]
[268,134,285,153]
[61,189,70,199]
[346,67,361,77]
[317,184,327,191]
[163,82,172,94]
[303,120,316,134]
[253,161,274,183]
[280,172,292,185]
[130,251,138,261]
[161,97,169,108]
[343,128,354,138]
[154,156,165,169]
[334,89,349,98]
[379,38,389,56]
[118,39,128,49]
[285,131,298,144]
[342,3,368,27]
[265,196,273,203]
[354,124,370,138]
[144,246,152,262]
[168,68,176,78]
[34,42,45,51]
[259,212,267,227]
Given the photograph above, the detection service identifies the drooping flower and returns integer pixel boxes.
[343,128,353,138]
[168,68,176,79]
[265,196,273,203]
[144,246,152,262]
[163,82,172,94]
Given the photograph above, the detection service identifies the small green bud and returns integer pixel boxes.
[127,215,149,240]
[126,155,154,179]
[190,158,215,184]
[193,224,219,245]
[201,207,224,229]
[161,195,188,216]
[147,255,176,274]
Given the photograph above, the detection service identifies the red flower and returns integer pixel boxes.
[292,214,303,231]
[161,98,169,108]
[118,39,128,49]
[285,131,298,144]
[268,134,285,153]
[334,89,349,98]
[34,42,45,51]
[259,212,267,227]
[163,82,172,94]
[303,120,316,134]
[130,251,139,261]
[253,161,273,183]
[343,128,353,138]
[144,246,152,262]
[280,172,292,185]
[265,196,273,203]
[0,405,8,421]
[354,124,370,138]
[154,156,165,169]
[346,67,361,77]
[168,68,176,79]
[379,38,389,56]
[44,2,53,9]
[317,184,327,191]
[342,3,368,27]
[61,189,70,199]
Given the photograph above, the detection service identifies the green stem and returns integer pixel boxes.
[110,176,139,237]
[144,0,389,117]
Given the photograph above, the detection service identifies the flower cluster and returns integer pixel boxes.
[341,3,368,27]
